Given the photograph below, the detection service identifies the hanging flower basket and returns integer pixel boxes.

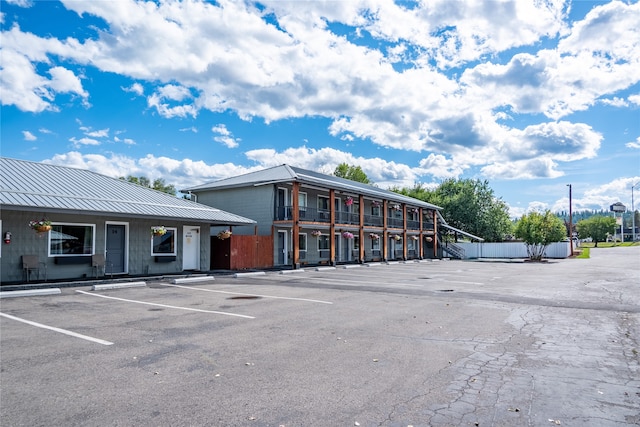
[369,233,380,240]
[391,204,401,211]
[393,235,402,241]
[151,226,167,236]
[311,230,322,237]
[410,208,419,214]
[411,235,419,241]
[425,236,433,242]
[217,229,232,240]
[345,196,353,206]
[342,231,354,239]
[371,200,381,208]
[29,219,52,233]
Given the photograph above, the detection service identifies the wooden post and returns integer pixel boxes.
[382,200,388,261]
[432,209,438,258]
[402,204,407,260]
[419,208,424,259]
[329,189,336,265]
[292,182,300,268]
[359,194,365,262]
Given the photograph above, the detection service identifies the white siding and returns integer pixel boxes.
[457,241,571,259]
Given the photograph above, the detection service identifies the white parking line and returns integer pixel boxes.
[159,283,333,304]
[0,312,114,346]
[75,290,255,318]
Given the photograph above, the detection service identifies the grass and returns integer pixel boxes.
[575,247,590,259]
[579,241,640,248]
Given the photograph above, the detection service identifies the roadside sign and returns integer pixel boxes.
[610,202,626,212]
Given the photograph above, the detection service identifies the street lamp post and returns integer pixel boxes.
[567,184,573,256]
[633,181,639,242]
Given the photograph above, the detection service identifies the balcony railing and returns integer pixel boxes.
[335,211,360,225]
[276,206,331,222]
[407,219,420,230]
[387,217,404,228]
[363,214,383,227]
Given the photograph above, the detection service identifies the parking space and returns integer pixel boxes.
[1,248,639,426]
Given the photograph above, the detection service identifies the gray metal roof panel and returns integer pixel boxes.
[184,164,441,210]
[0,158,255,225]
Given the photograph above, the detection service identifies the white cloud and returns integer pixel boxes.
[85,128,109,138]
[22,130,36,141]
[629,94,640,105]
[5,0,33,6]
[211,124,239,148]
[626,137,640,149]
[69,136,100,147]
[122,82,144,96]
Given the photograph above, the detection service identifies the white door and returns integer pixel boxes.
[182,226,200,270]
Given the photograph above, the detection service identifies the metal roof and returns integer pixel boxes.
[184,164,442,210]
[0,157,256,225]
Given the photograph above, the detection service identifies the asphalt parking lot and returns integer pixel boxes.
[1,247,639,427]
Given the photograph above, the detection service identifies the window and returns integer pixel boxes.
[371,238,380,251]
[318,234,330,258]
[353,236,360,250]
[318,196,329,210]
[371,205,381,216]
[318,234,329,250]
[49,223,95,256]
[152,227,177,256]
[299,233,307,252]
[299,192,307,208]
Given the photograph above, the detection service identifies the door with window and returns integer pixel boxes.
[106,223,126,274]
[277,230,288,265]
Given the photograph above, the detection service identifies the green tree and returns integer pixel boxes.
[120,175,176,196]
[393,179,512,242]
[576,215,616,247]
[514,210,567,260]
[333,163,372,184]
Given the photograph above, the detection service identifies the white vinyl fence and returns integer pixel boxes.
[454,241,571,259]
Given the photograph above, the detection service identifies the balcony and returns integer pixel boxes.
[276,206,331,222]
[407,219,420,230]
[335,211,360,225]
[363,214,383,227]
[387,217,404,229]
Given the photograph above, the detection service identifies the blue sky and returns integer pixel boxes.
[1,0,639,218]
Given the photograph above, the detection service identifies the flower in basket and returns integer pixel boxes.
[411,235,419,241]
[391,204,401,211]
[345,196,353,206]
[425,236,433,242]
[217,229,232,240]
[29,218,52,232]
[342,231,354,239]
[369,233,380,240]
[393,234,402,241]
[151,226,167,236]
[371,200,381,207]
[410,208,419,214]
[311,230,322,237]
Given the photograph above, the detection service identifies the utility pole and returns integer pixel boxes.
[567,184,573,256]
[633,182,639,242]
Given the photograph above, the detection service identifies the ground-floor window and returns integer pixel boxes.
[318,234,330,258]
[50,223,95,256]
[152,226,177,256]
[299,233,307,260]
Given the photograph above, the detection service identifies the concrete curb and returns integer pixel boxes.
[363,263,383,267]
[234,272,266,278]
[0,288,62,298]
[171,276,214,284]
[315,266,336,271]
[342,265,361,269]
[92,282,147,291]
[280,269,306,274]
